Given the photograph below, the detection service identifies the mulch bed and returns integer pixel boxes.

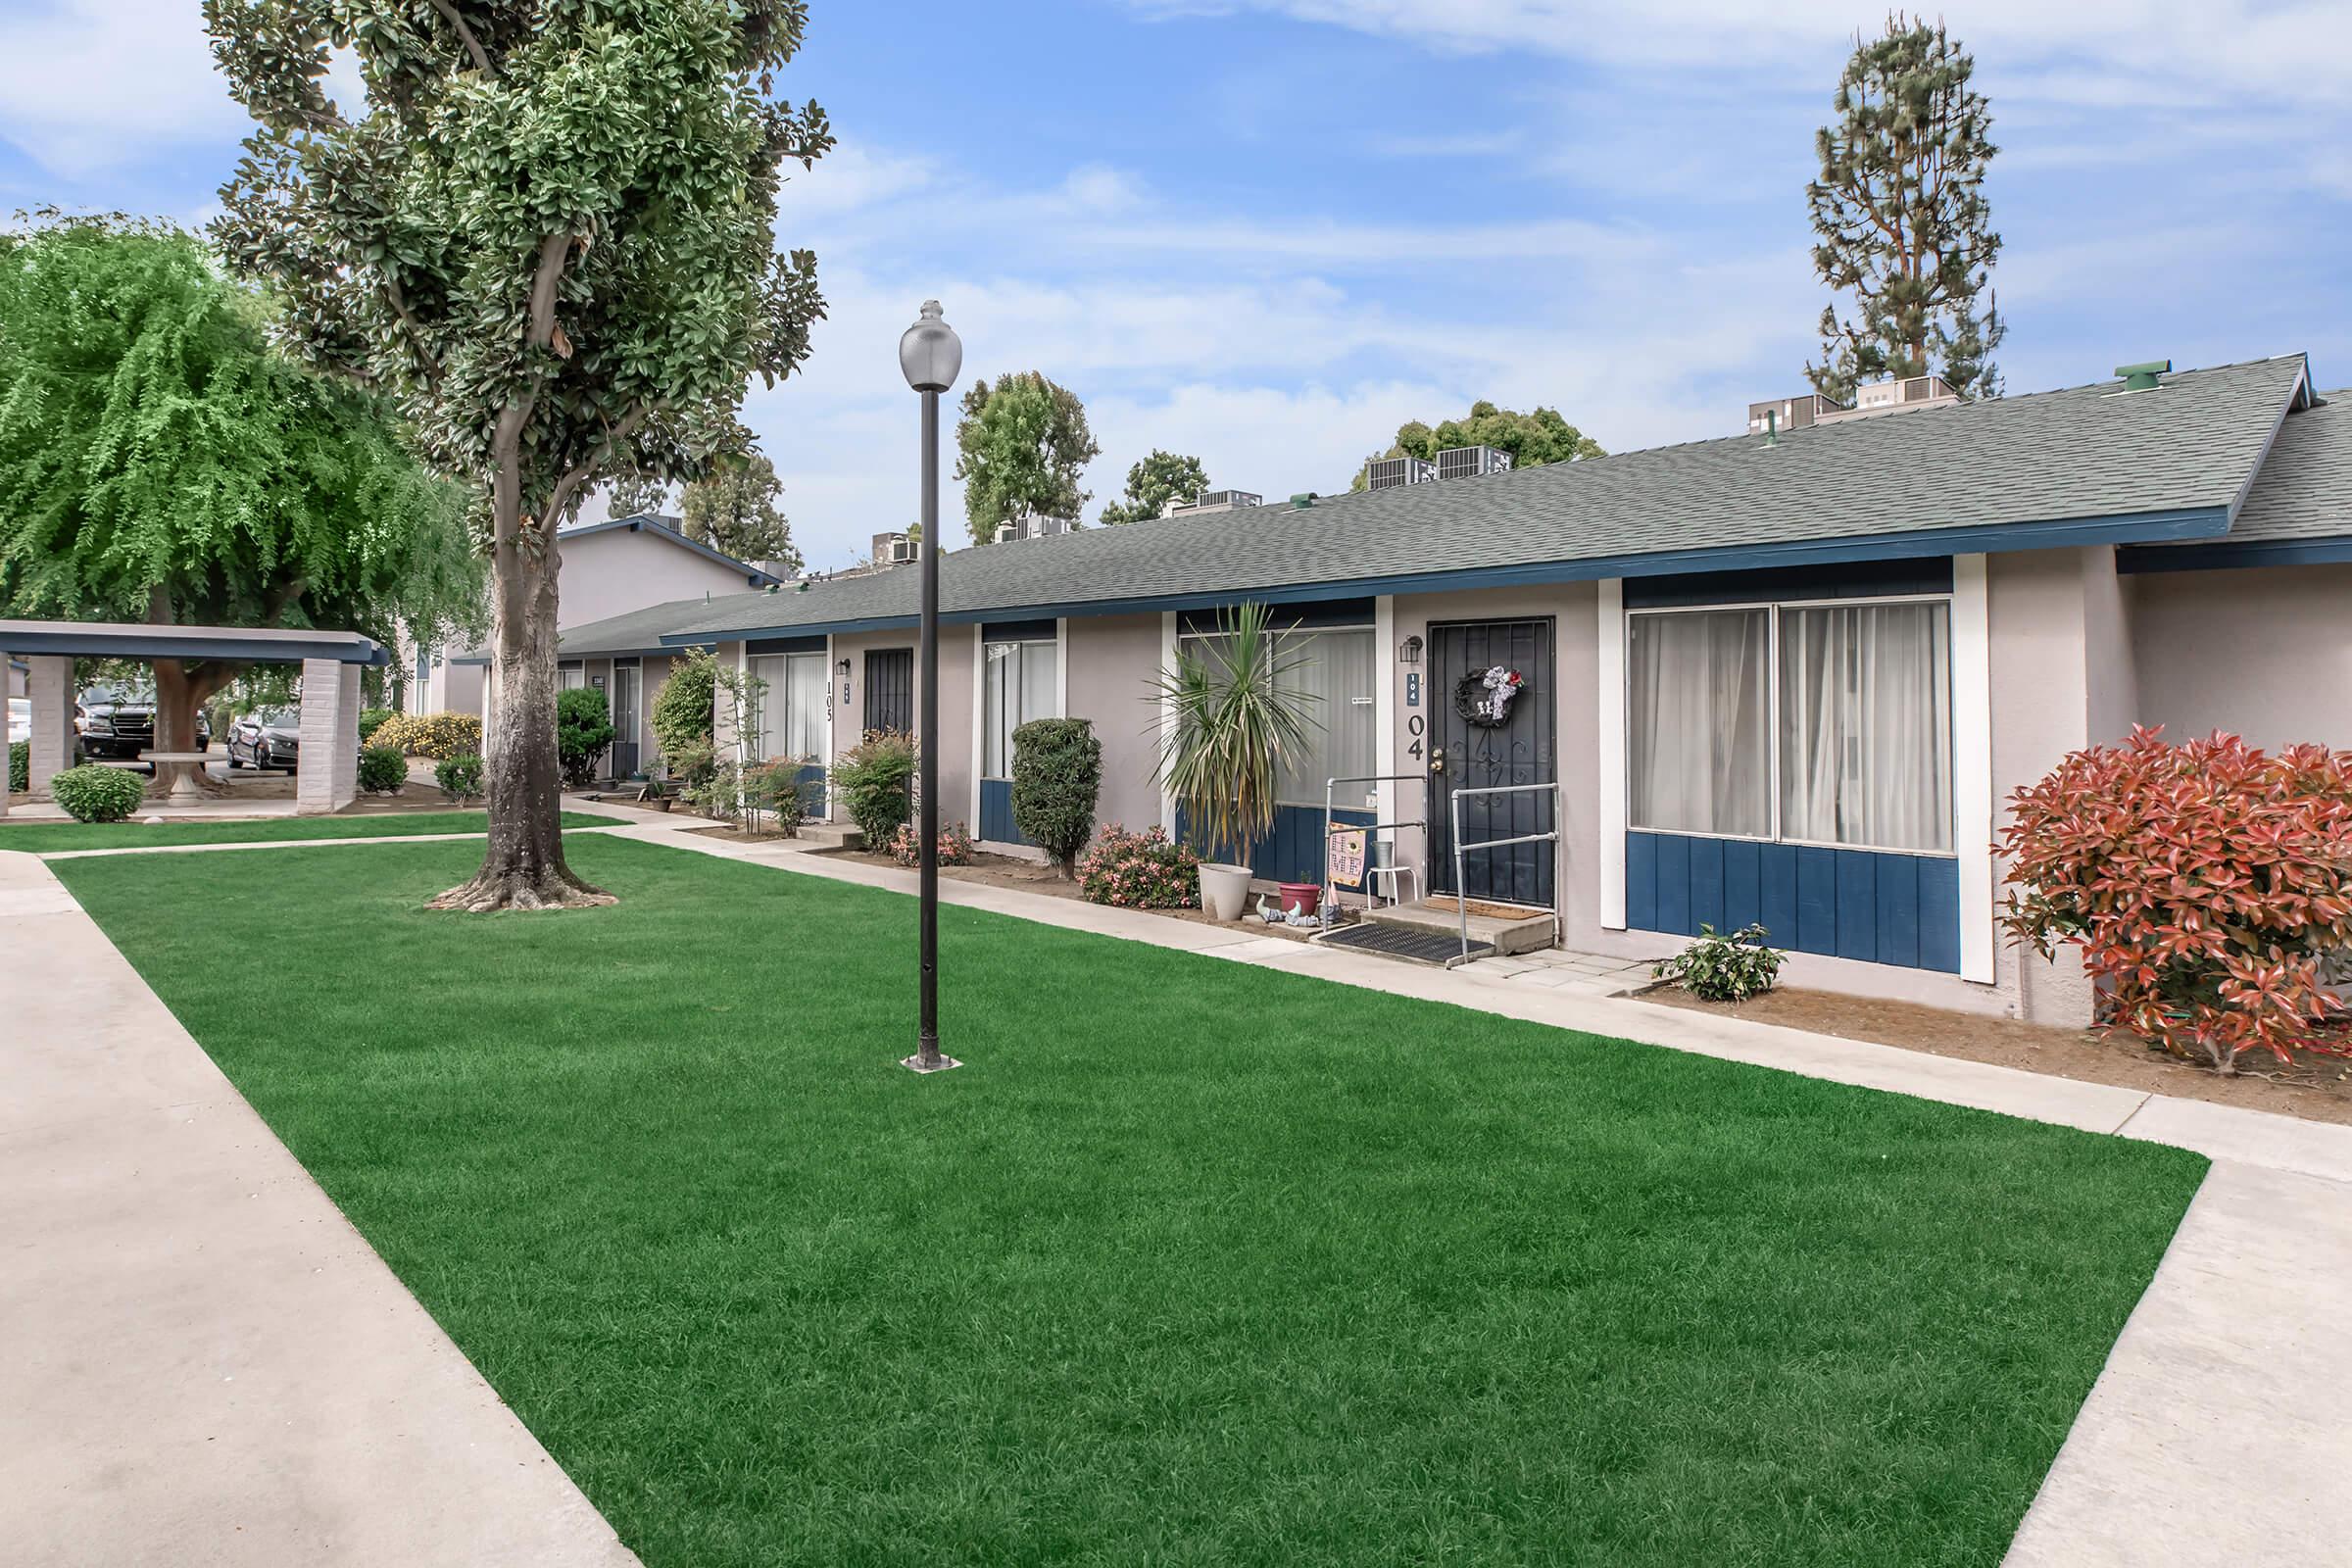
[1642,983,2352,1126]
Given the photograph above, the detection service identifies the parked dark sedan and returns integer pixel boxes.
[225,710,302,771]
[75,687,209,760]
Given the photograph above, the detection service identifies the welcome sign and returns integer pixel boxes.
[1328,828,1367,890]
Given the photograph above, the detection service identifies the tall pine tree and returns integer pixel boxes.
[1806,16,2004,402]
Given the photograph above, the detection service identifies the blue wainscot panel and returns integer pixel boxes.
[1626,831,1959,974]
[1176,804,1377,890]
[979,777,1032,847]
[795,762,827,819]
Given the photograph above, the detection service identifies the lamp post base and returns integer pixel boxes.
[899,1052,964,1074]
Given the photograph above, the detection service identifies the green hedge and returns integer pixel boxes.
[8,740,24,795]
[1010,717,1102,878]
[51,764,147,822]
[358,746,409,795]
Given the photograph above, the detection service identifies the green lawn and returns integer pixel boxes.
[0,808,620,853]
[55,835,2204,1568]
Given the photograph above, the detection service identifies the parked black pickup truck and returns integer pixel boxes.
[74,687,210,760]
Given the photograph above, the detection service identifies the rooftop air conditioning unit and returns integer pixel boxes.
[1366,456,1436,490]
[1196,489,1261,511]
[1011,514,1075,541]
[886,535,919,564]
[1436,445,1513,481]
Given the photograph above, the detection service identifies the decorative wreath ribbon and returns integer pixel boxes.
[1453,664,1526,727]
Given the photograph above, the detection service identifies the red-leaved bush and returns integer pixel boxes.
[1997,727,2352,1073]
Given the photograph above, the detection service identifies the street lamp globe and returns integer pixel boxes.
[899,300,962,394]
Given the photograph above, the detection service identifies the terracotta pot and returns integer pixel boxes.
[1278,881,1322,920]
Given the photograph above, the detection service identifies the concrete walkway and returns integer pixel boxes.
[0,851,640,1568]
[8,807,2349,1566]
[608,810,2352,1567]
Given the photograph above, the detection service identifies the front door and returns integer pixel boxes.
[609,660,641,777]
[863,648,913,734]
[1428,618,1555,907]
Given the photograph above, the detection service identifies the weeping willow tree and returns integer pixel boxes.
[1149,602,1320,863]
[0,211,479,798]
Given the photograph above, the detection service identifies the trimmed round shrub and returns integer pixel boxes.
[358,745,409,795]
[8,739,25,795]
[556,686,616,786]
[1078,823,1200,908]
[50,763,147,823]
[831,729,916,849]
[358,706,397,743]
[1009,716,1102,879]
[435,751,483,803]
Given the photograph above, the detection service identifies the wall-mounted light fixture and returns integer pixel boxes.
[1399,635,1423,665]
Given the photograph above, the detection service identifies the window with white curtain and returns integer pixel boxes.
[1628,609,1771,838]
[747,652,830,762]
[983,637,1058,778]
[1176,623,1376,808]
[1627,598,1953,854]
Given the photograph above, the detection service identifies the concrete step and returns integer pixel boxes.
[1358,901,1557,956]
[792,820,864,851]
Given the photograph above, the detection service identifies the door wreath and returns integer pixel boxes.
[1454,665,1527,727]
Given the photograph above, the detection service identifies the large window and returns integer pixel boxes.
[1177,622,1376,807]
[749,651,829,761]
[983,636,1058,778]
[1629,597,1953,854]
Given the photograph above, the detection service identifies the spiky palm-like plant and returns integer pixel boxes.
[1150,602,1320,863]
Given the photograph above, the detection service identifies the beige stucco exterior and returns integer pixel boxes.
[2130,563,2352,749]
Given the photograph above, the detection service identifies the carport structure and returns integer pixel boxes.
[1,620,387,818]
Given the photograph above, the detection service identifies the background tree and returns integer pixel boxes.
[683,452,801,571]
[206,0,832,910]
[605,474,670,519]
[954,371,1099,544]
[1348,402,1603,491]
[1099,449,1207,525]
[1805,15,2004,402]
[0,212,480,799]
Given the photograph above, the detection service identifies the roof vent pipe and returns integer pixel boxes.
[2116,360,2171,393]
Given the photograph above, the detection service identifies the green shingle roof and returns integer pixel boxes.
[2217,391,2350,542]
[662,354,2309,642]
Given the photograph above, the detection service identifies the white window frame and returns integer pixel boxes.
[1625,590,1957,858]
[1176,616,1378,809]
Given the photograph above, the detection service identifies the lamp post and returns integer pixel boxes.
[899,300,962,1073]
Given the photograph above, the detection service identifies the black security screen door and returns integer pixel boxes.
[1428,617,1555,907]
[864,648,913,734]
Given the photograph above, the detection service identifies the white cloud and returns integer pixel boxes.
[0,0,245,174]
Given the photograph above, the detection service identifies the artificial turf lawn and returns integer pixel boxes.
[55,835,2207,1568]
[0,808,619,853]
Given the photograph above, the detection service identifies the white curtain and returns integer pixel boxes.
[1779,603,1951,852]
[983,639,1058,777]
[1627,609,1770,837]
[1280,629,1376,806]
[782,653,828,761]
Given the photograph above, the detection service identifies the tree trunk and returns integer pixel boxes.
[150,660,233,799]
[430,525,611,911]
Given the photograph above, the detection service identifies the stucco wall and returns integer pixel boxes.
[2131,563,2352,749]
[824,626,972,834]
[1062,612,1165,836]
[558,527,760,630]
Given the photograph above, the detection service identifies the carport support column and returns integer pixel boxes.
[296,659,361,816]
[25,656,74,800]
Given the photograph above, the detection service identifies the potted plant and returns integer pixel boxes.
[1150,601,1319,921]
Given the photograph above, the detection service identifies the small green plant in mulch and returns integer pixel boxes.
[1654,922,1787,1003]
[435,751,484,804]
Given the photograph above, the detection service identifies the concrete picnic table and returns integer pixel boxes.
[142,752,215,803]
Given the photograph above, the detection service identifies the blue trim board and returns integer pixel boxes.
[746,634,826,655]
[1176,803,1378,890]
[2117,535,2352,573]
[1626,830,1960,973]
[666,505,2231,649]
[1624,557,1951,607]
[980,618,1056,642]
[979,777,1032,846]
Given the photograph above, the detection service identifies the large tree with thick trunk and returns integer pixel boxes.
[205,0,832,910]
[0,211,478,798]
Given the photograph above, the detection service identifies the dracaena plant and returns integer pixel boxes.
[1997,726,2352,1074]
[1149,602,1319,865]
[204,0,832,910]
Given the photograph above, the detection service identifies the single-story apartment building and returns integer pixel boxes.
[418,511,783,728]
[533,355,2349,1026]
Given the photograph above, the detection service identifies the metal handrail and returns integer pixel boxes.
[1321,773,1429,926]
[1446,780,1561,966]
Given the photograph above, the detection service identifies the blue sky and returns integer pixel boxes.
[2,1,2346,571]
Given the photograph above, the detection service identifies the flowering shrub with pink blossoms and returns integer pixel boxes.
[1077,822,1200,909]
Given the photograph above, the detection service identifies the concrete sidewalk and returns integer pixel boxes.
[616,813,2352,1567]
[0,851,640,1568]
